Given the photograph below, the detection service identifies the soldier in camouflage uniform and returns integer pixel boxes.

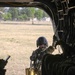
[30,36,54,71]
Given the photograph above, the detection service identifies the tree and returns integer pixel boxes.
[18,14,28,21]
[19,7,30,20]
[3,13,12,20]
[35,9,43,20]
[28,7,36,24]
[0,7,5,20]
[8,7,19,20]
[42,11,49,18]
[0,7,49,21]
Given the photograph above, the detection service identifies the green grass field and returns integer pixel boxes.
[0,21,60,75]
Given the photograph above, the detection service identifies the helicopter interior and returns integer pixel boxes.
[0,0,75,75]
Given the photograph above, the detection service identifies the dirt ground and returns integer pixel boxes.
[0,21,61,75]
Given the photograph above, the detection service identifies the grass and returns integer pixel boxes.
[0,21,60,75]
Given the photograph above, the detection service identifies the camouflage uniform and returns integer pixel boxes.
[30,46,54,69]
[30,47,47,70]
[30,36,54,74]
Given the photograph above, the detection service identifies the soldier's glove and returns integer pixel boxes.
[46,46,54,54]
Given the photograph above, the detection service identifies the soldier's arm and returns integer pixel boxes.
[30,51,37,61]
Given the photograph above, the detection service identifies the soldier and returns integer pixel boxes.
[30,36,54,70]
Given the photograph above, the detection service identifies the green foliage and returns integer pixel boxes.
[8,7,19,20]
[18,14,28,21]
[0,7,49,21]
[19,8,30,18]
[3,13,12,20]
[29,8,35,17]
[43,11,49,18]
[28,7,36,24]
[35,9,43,20]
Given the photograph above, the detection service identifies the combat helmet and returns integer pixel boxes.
[36,36,48,47]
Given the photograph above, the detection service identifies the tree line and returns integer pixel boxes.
[0,7,49,22]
